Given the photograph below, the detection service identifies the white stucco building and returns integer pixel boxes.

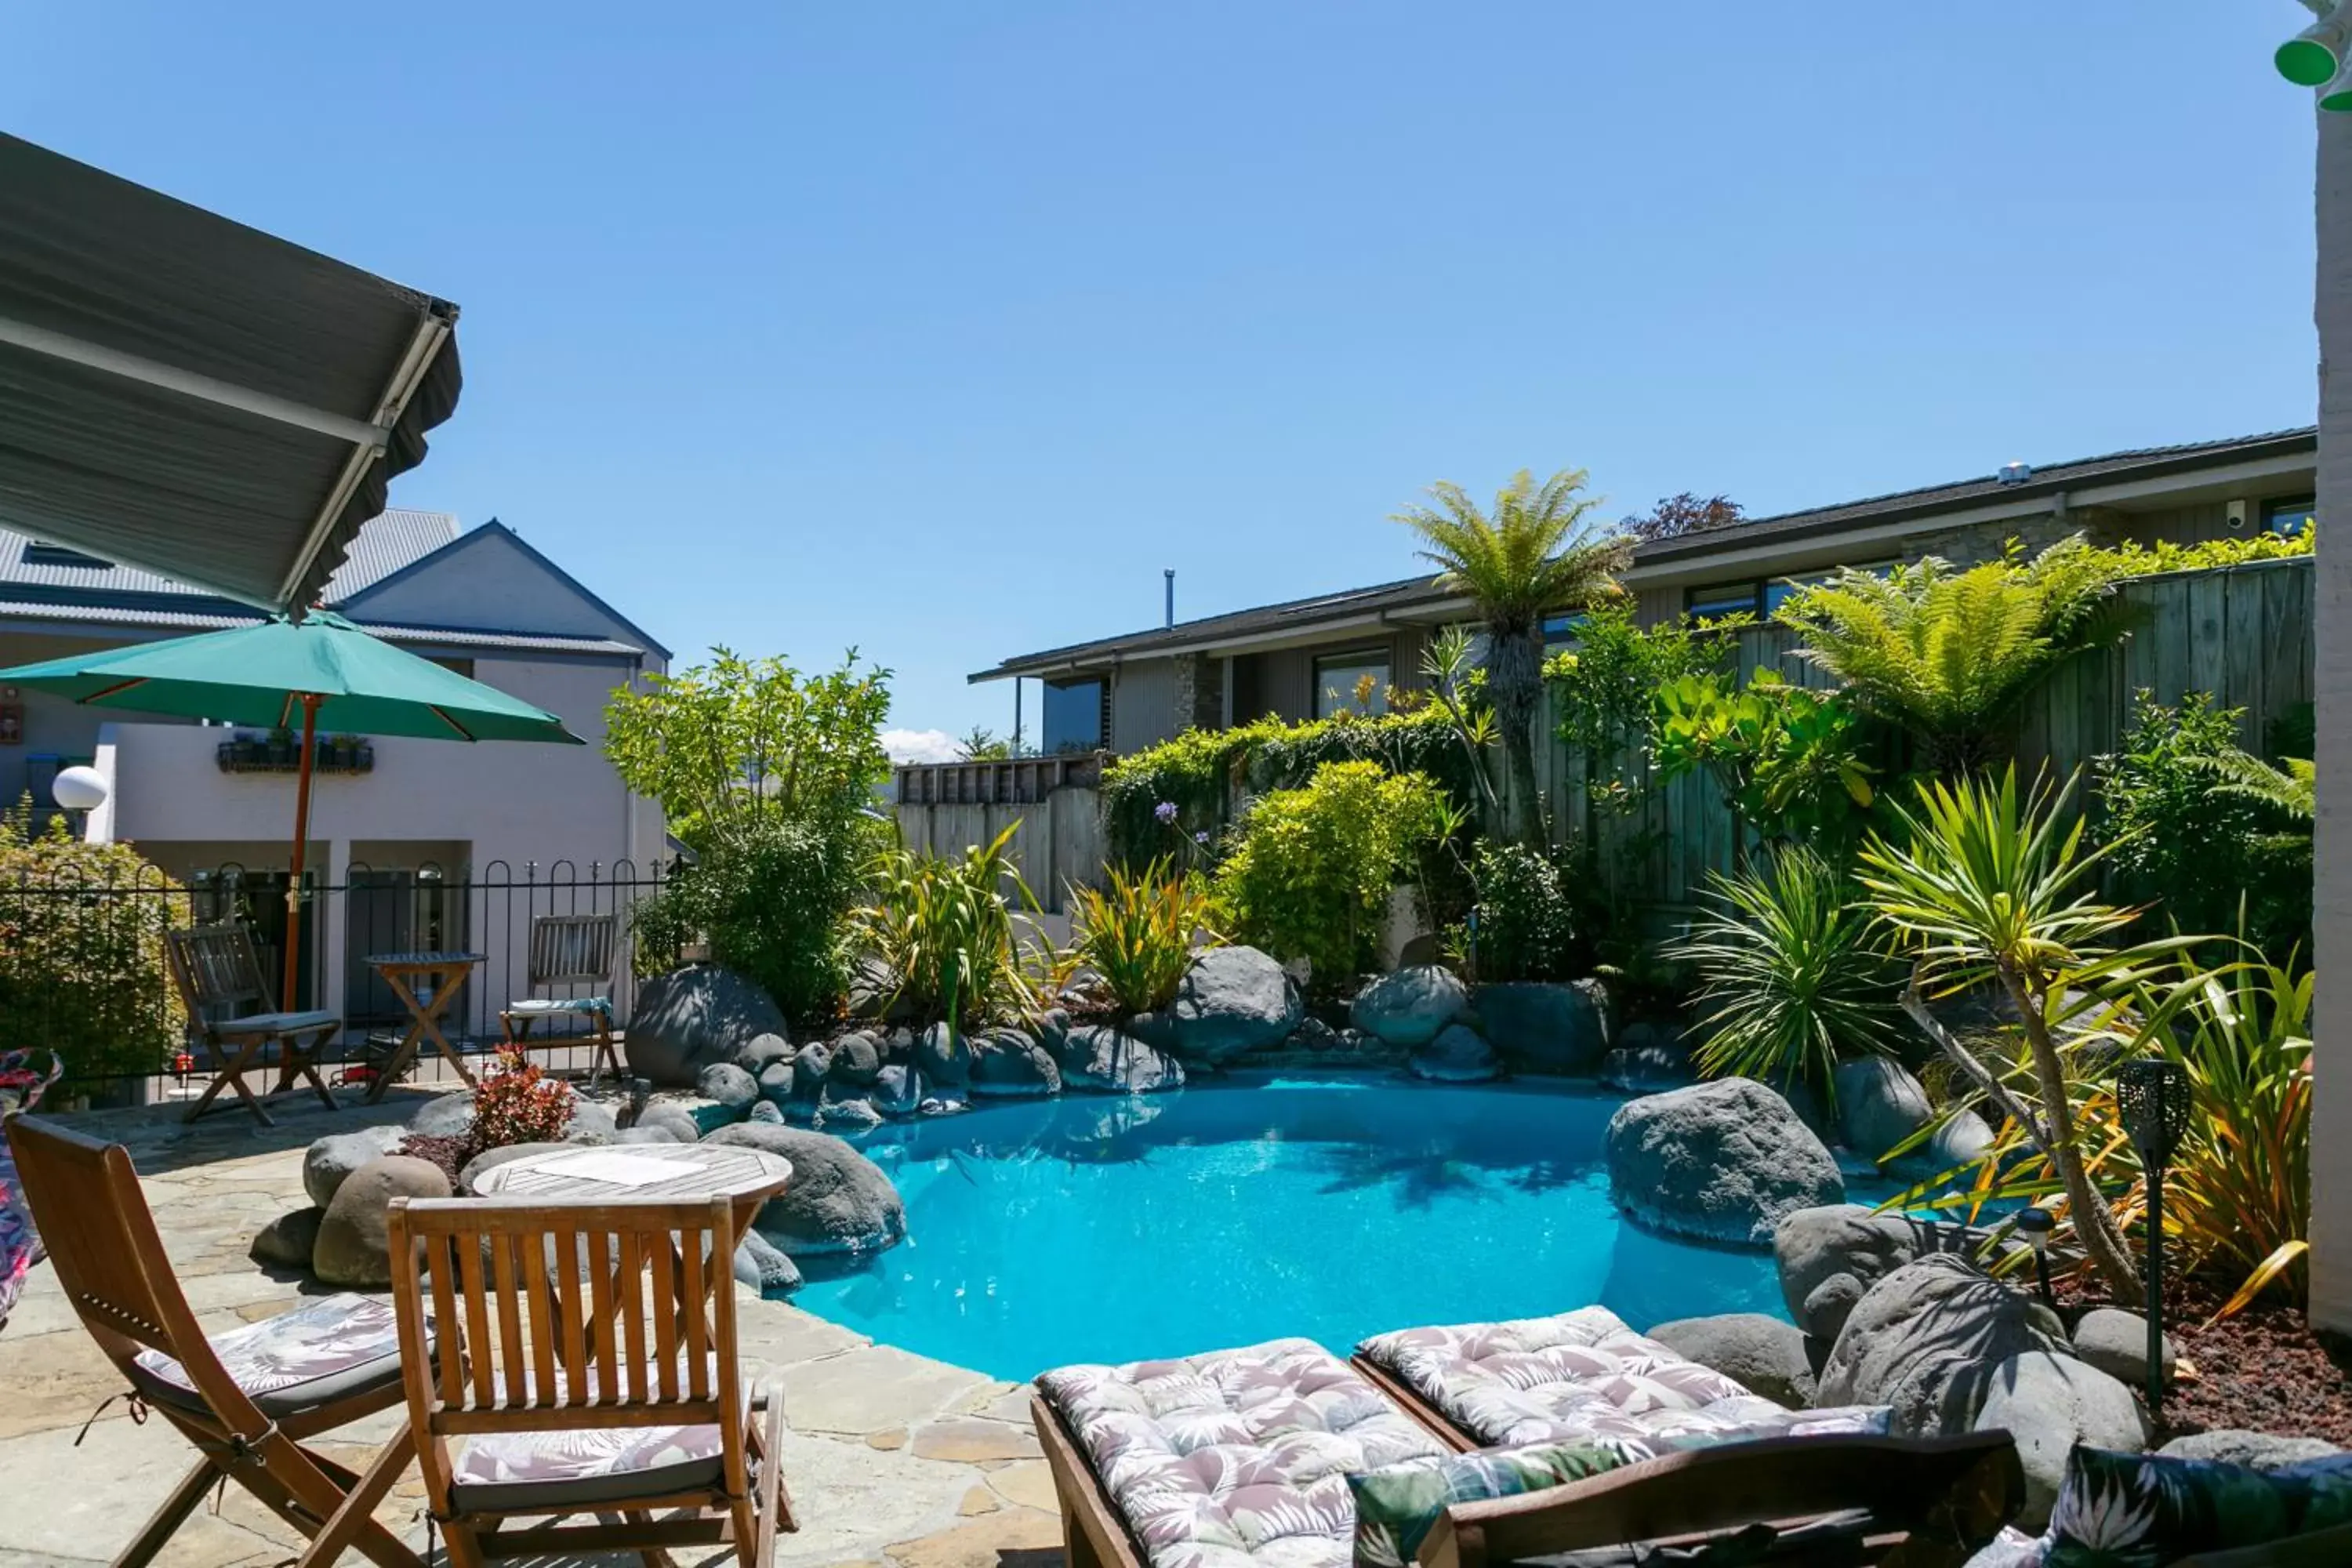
[0,510,669,1037]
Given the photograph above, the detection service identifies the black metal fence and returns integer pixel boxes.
[0,858,674,1109]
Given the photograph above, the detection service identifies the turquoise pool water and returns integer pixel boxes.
[786,1074,1798,1382]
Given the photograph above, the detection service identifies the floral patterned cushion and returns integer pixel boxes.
[1356,1306,1887,1449]
[130,1293,418,1417]
[1037,1336,1453,1568]
[2044,1445,2352,1567]
[446,1358,757,1514]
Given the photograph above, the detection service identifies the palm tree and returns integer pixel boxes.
[1772,538,2132,775]
[1395,469,1629,844]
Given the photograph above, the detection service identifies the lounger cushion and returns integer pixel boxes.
[1039,1336,1450,1568]
[208,1010,340,1036]
[503,996,612,1018]
[1357,1305,1888,1449]
[2042,1445,2352,1567]
[130,1293,419,1417]
[447,1360,755,1512]
[1347,1439,1632,1568]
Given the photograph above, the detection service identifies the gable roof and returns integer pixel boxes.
[0,508,458,602]
[971,425,2318,681]
[335,518,670,659]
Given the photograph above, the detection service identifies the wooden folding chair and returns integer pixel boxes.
[498,913,622,1087]
[379,1191,794,1567]
[3,1116,424,1568]
[165,924,343,1126]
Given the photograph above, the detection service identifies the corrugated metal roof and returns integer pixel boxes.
[0,509,458,602]
[0,597,642,655]
[972,426,2319,681]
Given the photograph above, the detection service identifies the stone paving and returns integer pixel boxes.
[0,1092,1066,1568]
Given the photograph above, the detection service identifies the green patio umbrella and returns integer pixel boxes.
[0,610,583,1007]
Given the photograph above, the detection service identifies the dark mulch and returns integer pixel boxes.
[2056,1269,2352,1447]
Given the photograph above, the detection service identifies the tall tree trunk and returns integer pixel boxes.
[2312,105,2352,1333]
[1999,964,2143,1301]
[1488,627,1546,846]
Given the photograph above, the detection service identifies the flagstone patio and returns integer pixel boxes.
[0,1092,1065,1568]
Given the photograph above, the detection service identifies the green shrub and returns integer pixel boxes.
[1668,845,1904,1105]
[0,798,185,1088]
[1447,841,1583,983]
[1652,672,1876,853]
[630,815,866,1027]
[1211,761,1450,984]
[1102,706,1476,868]
[1544,601,1740,810]
[604,648,892,1021]
[1064,858,1221,1016]
[852,823,1037,1029]
[2095,691,2310,958]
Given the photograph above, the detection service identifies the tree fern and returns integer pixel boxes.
[1773,535,2134,772]
[1394,469,1628,842]
[2193,750,2315,824]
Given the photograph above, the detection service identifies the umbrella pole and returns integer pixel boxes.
[283,692,322,1012]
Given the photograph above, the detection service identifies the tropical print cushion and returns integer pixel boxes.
[1356,1305,1887,1449]
[2045,1444,2352,1566]
[1347,1439,1632,1568]
[1037,1336,1452,1568]
[130,1293,417,1416]
[506,996,612,1018]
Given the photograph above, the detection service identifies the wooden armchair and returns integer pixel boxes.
[379,1191,793,1566]
[4,1115,423,1568]
[498,913,621,1087]
[164,924,341,1125]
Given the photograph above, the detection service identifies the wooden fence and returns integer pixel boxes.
[902,557,2314,920]
[1531,556,2315,913]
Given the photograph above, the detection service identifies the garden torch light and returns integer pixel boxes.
[2016,1205,2056,1307]
[2116,1058,2194,1412]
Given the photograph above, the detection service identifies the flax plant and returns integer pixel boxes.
[854,822,1038,1030]
[1062,858,1223,1018]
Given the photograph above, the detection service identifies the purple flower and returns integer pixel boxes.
[1192,830,1210,845]
[1154,800,1178,825]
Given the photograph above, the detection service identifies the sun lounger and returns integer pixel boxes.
[1352,1304,1886,1453]
[1031,1332,2021,1568]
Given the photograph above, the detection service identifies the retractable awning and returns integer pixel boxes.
[0,134,462,613]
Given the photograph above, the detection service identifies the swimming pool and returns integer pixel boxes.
[786,1073,1803,1381]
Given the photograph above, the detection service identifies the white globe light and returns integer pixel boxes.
[50,764,109,811]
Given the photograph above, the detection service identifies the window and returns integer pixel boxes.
[2263,496,2315,537]
[1541,611,1588,651]
[1313,650,1390,719]
[1041,678,1105,754]
[1686,581,1763,622]
[20,542,112,570]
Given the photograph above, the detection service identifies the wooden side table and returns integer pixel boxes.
[362,950,486,1103]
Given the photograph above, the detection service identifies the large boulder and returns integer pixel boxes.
[1060,1025,1185,1093]
[313,1156,450,1287]
[1406,1023,1501,1083]
[755,1059,797,1108]
[1972,1350,2151,1528]
[705,1123,906,1257]
[1475,979,1612,1073]
[1349,966,1468,1048]
[1832,1058,1934,1164]
[1814,1254,2068,1437]
[2071,1307,2177,1390]
[2158,1431,2343,1469]
[968,1027,1061,1098]
[916,1023,971,1087]
[1605,1079,1843,1247]
[733,1229,802,1294]
[302,1125,408,1208]
[624,964,789,1086]
[1775,1204,1936,1341]
[830,1031,884,1086]
[250,1207,324,1270]
[696,1062,759,1117]
[870,1064,921,1117]
[790,1040,833,1098]
[1646,1313,1817,1409]
[408,1090,478,1138]
[739,1033,795,1074]
[1161,946,1300,1063]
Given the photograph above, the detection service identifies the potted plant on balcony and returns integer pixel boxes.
[328,733,361,770]
[265,725,295,767]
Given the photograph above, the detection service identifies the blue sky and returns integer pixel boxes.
[5,4,2321,753]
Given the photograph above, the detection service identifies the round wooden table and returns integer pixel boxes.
[470,1142,791,1232]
